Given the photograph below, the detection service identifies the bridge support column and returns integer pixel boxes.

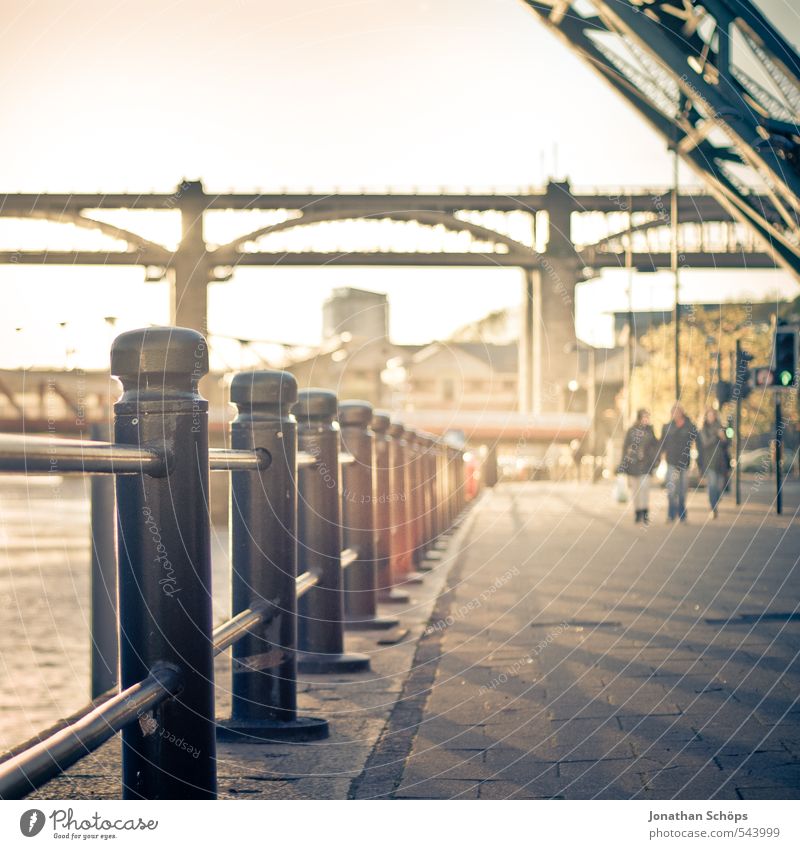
[538,181,580,413]
[519,268,541,415]
[172,180,210,336]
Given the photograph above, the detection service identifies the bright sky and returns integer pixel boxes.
[1,0,799,369]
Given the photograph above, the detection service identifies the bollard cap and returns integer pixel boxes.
[389,420,405,438]
[371,411,391,433]
[404,428,418,444]
[294,388,338,420]
[111,326,208,386]
[338,400,373,427]
[231,370,297,408]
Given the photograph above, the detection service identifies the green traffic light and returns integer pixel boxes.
[779,370,792,386]
[725,427,734,438]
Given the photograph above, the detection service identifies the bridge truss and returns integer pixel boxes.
[522,0,800,279]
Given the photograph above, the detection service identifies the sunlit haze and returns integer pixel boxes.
[1,0,799,368]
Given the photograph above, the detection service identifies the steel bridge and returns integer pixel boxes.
[524,1,800,279]
[2,0,798,413]
[0,181,782,412]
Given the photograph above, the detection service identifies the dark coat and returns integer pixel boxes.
[698,422,730,475]
[659,417,697,470]
[618,424,660,477]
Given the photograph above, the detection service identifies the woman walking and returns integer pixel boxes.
[618,408,660,525]
[659,403,697,523]
[698,408,730,519]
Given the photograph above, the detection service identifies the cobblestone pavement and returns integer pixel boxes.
[6,475,800,800]
[368,479,800,800]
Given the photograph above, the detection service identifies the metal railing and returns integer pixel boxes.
[0,325,471,800]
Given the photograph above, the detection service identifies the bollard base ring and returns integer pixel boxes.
[377,587,412,605]
[297,651,371,674]
[344,613,400,631]
[217,715,329,743]
[400,571,425,585]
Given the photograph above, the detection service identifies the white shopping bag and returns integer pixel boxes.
[613,474,629,503]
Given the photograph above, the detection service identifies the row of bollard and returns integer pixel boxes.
[109,327,467,798]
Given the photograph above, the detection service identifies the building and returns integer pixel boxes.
[290,287,417,407]
[404,342,519,412]
[322,287,389,342]
[288,336,415,408]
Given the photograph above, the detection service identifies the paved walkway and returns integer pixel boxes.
[18,475,800,800]
[354,477,800,800]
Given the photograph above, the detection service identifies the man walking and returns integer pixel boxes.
[659,403,697,523]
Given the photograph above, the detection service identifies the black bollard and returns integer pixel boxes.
[295,389,370,674]
[218,371,328,742]
[447,445,457,527]
[371,412,410,604]
[389,421,424,585]
[483,444,499,487]
[90,421,118,699]
[420,434,437,551]
[112,326,216,800]
[339,401,399,630]
[457,448,466,514]
[420,434,447,561]
[451,446,461,523]
[434,438,448,547]
[405,430,431,572]
[417,434,436,560]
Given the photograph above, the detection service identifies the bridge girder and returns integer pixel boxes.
[521,0,800,282]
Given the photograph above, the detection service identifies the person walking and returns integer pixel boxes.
[618,408,660,525]
[659,403,697,523]
[698,408,730,519]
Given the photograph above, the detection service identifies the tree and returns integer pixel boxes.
[629,305,797,444]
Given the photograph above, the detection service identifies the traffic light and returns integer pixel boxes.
[725,415,734,439]
[715,380,732,405]
[734,349,754,399]
[774,327,798,388]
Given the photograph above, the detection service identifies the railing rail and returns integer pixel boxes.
[212,605,273,655]
[295,570,320,598]
[0,433,164,474]
[209,448,270,471]
[340,547,358,569]
[0,665,180,800]
[0,326,475,800]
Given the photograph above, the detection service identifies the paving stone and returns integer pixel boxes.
[394,778,481,799]
[476,779,565,799]
[736,785,800,800]
[28,481,800,800]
